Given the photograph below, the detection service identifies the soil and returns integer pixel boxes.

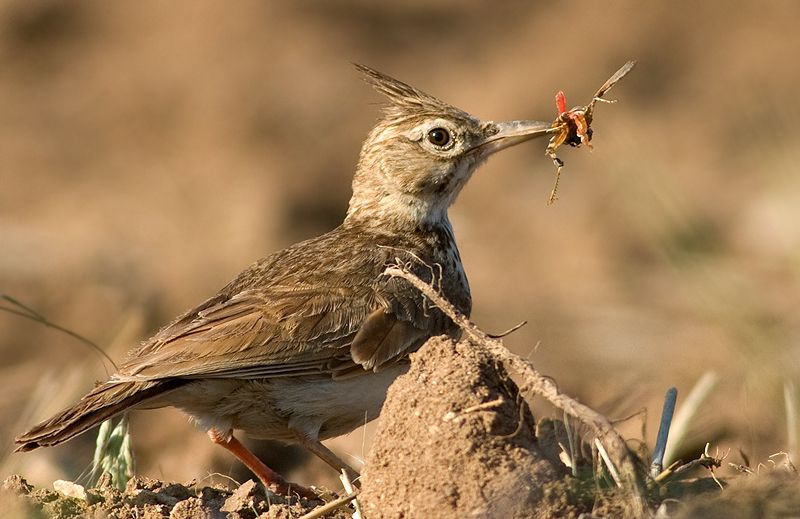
[359,335,578,519]
[4,335,800,518]
[672,471,800,519]
[0,335,589,518]
[1,473,351,519]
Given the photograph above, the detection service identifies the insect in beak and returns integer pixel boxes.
[544,60,636,205]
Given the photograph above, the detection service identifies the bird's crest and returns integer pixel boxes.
[354,64,470,121]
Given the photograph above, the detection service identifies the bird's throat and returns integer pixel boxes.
[345,189,451,230]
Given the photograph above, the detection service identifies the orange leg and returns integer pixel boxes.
[293,432,361,487]
[295,432,361,487]
[207,429,318,499]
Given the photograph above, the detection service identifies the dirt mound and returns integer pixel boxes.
[359,335,574,519]
[1,473,351,519]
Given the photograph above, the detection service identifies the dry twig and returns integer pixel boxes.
[340,469,362,519]
[655,442,725,486]
[442,397,507,424]
[297,492,358,519]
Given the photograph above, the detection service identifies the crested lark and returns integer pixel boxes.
[16,65,555,495]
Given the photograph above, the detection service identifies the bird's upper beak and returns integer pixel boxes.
[471,120,555,157]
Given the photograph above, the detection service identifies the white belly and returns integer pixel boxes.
[164,362,409,443]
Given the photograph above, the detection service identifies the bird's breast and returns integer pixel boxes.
[423,221,472,318]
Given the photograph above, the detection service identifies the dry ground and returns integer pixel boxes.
[3,335,799,518]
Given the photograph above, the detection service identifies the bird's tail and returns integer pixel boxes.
[15,379,185,452]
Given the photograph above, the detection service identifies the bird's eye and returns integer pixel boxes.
[427,128,451,147]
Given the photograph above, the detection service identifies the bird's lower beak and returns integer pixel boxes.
[472,120,554,157]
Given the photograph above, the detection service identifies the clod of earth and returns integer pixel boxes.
[359,335,576,519]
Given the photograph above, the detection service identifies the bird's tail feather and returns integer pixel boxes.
[15,379,185,452]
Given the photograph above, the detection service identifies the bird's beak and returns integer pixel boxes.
[471,120,555,157]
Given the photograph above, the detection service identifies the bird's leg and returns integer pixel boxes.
[207,428,318,499]
[293,432,361,488]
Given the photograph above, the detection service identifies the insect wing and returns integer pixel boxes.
[593,60,636,100]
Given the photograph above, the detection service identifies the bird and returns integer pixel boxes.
[15,64,554,496]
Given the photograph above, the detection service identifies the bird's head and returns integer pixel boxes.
[346,65,553,228]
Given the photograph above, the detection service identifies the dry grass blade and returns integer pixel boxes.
[595,438,622,488]
[563,411,578,477]
[0,293,118,374]
[340,469,362,519]
[785,381,798,466]
[0,294,136,489]
[664,371,719,466]
[384,265,649,517]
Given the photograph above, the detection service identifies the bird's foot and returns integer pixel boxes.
[207,429,320,500]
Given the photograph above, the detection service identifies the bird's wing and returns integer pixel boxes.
[350,265,454,371]
[113,269,446,381]
[115,285,375,380]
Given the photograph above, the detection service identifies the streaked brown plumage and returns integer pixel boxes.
[16,65,553,494]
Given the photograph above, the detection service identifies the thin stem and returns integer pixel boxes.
[0,294,117,374]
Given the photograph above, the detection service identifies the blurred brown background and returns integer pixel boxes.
[1,1,799,489]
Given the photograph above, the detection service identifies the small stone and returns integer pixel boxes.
[53,480,88,501]
[220,479,257,513]
[3,475,33,495]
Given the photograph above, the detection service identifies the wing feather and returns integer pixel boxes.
[116,286,374,380]
[111,227,465,382]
